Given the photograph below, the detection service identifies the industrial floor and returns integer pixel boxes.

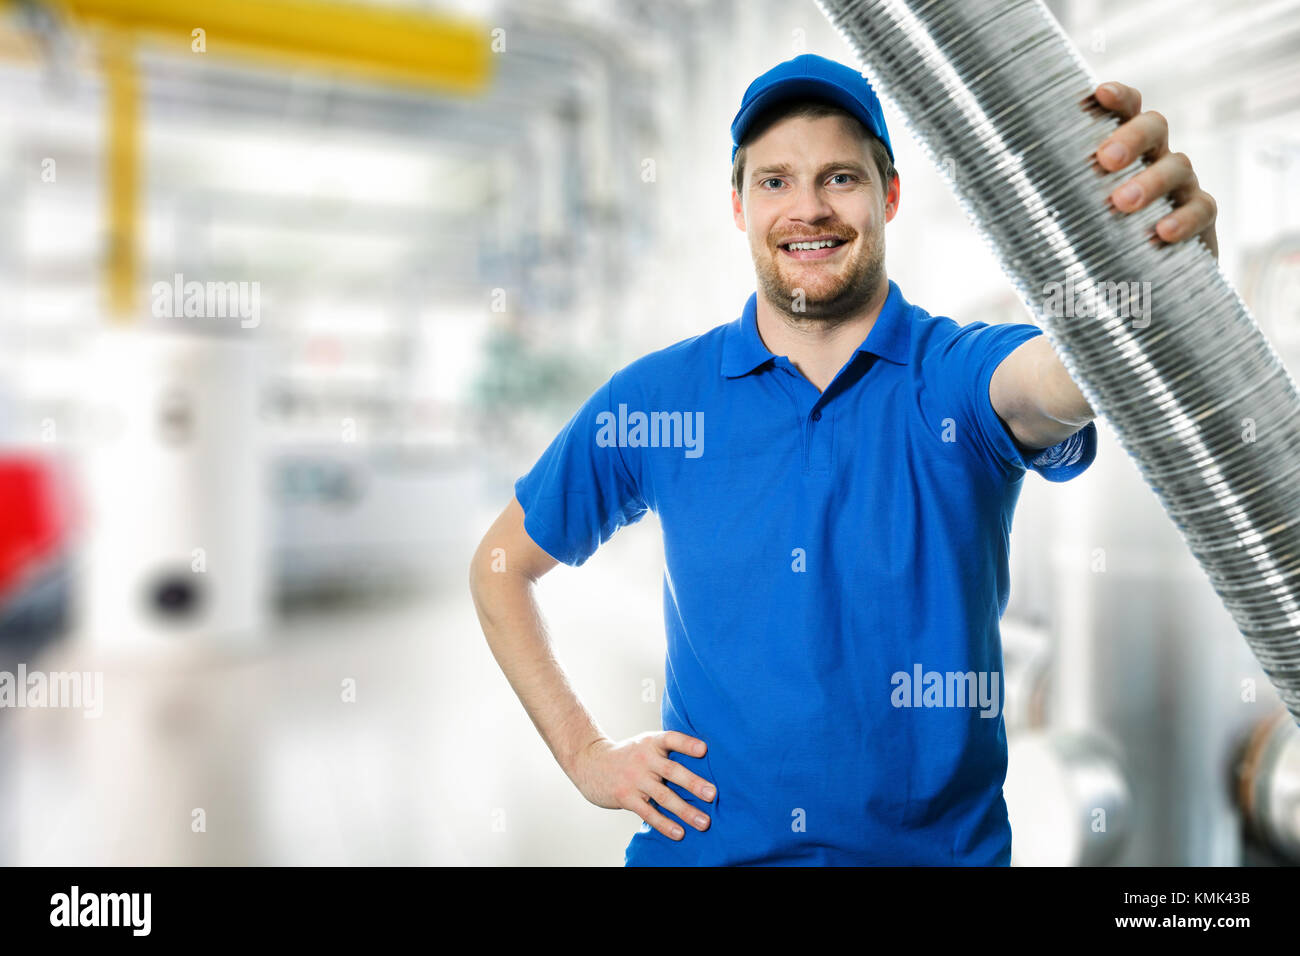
[0,512,668,867]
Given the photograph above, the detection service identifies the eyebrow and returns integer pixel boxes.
[749,161,871,183]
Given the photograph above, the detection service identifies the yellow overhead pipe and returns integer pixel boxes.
[37,0,491,93]
[0,0,490,321]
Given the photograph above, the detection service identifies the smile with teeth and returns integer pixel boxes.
[782,238,846,250]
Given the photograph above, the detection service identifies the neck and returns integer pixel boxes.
[754,276,891,393]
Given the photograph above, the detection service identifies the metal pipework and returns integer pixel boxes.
[1236,710,1300,861]
[1004,729,1131,866]
[814,0,1300,722]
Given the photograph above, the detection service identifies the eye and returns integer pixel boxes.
[760,178,784,189]
[828,173,857,185]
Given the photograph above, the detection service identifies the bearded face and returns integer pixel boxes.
[753,212,885,323]
[734,113,896,326]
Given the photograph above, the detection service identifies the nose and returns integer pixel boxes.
[785,179,835,225]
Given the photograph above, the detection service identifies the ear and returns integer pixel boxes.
[728,187,748,231]
[731,187,746,231]
[883,173,901,224]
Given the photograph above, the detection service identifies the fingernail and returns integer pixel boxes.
[1100,82,1120,97]
[672,826,683,838]
[1116,182,1142,207]
[695,815,708,827]
[1158,216,1179,237]
[702,786,715,800]
[1101,142,1127,165]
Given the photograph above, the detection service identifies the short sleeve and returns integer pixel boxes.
[935,320,1098,483]
[513,373,649,567]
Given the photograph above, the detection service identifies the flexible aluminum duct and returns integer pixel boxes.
[814,0,1300,722]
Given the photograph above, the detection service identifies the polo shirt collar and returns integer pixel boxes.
[721,279,912,378]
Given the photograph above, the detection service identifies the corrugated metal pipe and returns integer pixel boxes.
[814,0,1300,722]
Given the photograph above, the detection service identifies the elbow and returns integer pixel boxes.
[1042,362,1095,427]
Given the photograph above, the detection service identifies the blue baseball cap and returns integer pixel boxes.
[730,53,894,167]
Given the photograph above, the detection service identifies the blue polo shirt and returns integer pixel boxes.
[514,279,1097,866]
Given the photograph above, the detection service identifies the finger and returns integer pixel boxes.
[634,795,687,840]
[1094,81,1141,120]
[650,782,711,831]
[1096,110,1169,171]
[655,756,717,802]
[1154,190,1218,245]
[1109,151,1196,213]
[659,731,707,758]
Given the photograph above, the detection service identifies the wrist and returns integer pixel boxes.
[563,732,610,780]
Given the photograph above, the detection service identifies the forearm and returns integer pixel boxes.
[469,562,606,780]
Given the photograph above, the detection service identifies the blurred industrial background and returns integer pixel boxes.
[0,0,1298,866]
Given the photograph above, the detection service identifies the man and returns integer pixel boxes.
[469,53,1218,865]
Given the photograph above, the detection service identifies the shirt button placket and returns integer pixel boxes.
[807,404,831,473]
